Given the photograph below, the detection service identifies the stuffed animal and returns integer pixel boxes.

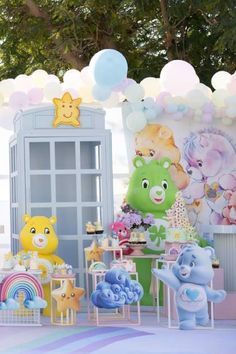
[18,214,64,316]
[135,124,189,190]
[152,244,226,329]
[111,221,132,255]
[126,156,178,220]
[222,190,236,224]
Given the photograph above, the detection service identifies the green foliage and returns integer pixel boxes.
[0,0,235,85]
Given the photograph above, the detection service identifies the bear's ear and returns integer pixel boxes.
[158,126,172,140]
[133,156,146,168]
[204,246,215,259]
[49,216,57,225]
[23,214,31,224]
[159,157,171,170]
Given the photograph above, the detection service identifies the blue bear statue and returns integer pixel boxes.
[152,245,226,330]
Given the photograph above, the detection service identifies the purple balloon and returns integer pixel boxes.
[171,112,183,120]
[120,78,136,93]
[9,91,29,110]
[202,102,214,114]
[155,92,171,106]
[28,88,43,105]
[202,112,213,123]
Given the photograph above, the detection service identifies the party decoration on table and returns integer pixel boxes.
[18,214,64,316]
[0,272,44,302]
[94,221,104,234]
[53,92,82,128]
[0,298,20,310]
[2,252,16,270]
[91,269,143,309]
[51,279,85,312]
[135,124,189,190]
[89,262,107,272]
[152,244,226,330]
[85,242,104,262]
[86,221,96,234]
[111,221,132,255]
[52,263,74,276]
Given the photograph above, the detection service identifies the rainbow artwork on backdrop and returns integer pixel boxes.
[0,273,44,301]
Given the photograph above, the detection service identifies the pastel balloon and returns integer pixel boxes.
[9,91,29,110]
[202,112,213,123]
[211,71,231,90]
[0,79,15,98]
[144,108,156,120]
[0,106,16,130]
[44,82,62,100]
[156,92,172,105]
[15,75,33,92]
[47,74,60,84]
[222,117,232,125]
[63,69,81,85]
[194,83,212,98]
[186,89,208,109]
[28,88,44,104]
[90,49,128,88]
[126,111,147,132]
[225,107,236,118]
[101,92,120,108]
[124,83,144,103]
[160,60,199,96]
[171,112,183,120]
[92,84,111,101]
[140,77,161,98]
[212,89,228,108]
[31,69,48,87]
[165,103,178,113]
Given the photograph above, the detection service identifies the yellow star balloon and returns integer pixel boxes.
[85,242,104,262]
[53,92,82,128]
[51,279,85,312]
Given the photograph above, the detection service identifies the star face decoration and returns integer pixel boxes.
[51,279,85,312]
[85,242,104,262]
[53,92,82,128]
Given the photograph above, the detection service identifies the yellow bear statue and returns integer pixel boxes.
[18,214,64,316]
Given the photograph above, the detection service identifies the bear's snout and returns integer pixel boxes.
[179,265,191,279]
[32,233,48,249]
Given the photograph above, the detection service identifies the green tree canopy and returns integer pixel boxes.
[0,0,235,86]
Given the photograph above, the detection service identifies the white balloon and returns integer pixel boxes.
[124,83,145,103]
[212,89,228,107]
[126,111,147,132]
[0,79,15,98]
[194,83,212,98]
[211,71,231,90]
[63,69,81,86]
[186,89,208,109]
[44,82,62,100]
[140,77,161,98]
[31,69,48,87]
[224,95,236,106]
[0,106,16,131]
[47,74,60,84]
[160,60,199,96]
[15,74,33,92]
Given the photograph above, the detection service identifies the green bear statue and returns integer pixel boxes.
[126,156,178,305]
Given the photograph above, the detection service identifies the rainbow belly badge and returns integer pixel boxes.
[0,272,44,302]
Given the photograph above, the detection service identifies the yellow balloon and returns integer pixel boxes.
[140,77,161,98]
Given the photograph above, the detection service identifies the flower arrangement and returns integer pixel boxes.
[115,203,154,231]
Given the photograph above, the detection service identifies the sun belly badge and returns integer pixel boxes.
[53,92,82,128]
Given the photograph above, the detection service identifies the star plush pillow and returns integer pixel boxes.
[52,280,85,312]
[53,92,82,128]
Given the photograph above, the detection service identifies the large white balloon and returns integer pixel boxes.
[140,77,161,98]
[160,60,199,96]
[63,69,81,86]
[212,89,228,108]
[0,106,16,131]
[15,75,33,92]
[126,111,147,132]
[211,71,231,90]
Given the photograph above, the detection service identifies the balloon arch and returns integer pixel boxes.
[0,49,236,131]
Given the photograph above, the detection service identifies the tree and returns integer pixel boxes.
[0,0,235,86]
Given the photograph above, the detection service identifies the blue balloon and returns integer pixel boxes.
[92,84,111,101]
[90,49,128,88]
[165,103,178,114]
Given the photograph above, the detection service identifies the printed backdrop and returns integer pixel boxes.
[123,112,236,232]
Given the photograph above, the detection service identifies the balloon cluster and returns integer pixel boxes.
[0,49,236,131]
[91,268,143,309]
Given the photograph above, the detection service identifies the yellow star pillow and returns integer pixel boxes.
[85,242,104,262]
[51,279,85,312]
[53,92,82,128]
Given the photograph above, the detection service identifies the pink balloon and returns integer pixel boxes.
[28,88,43,104]
[155,92,171,106]
[9,91,29,110]
[202,102,214,114]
